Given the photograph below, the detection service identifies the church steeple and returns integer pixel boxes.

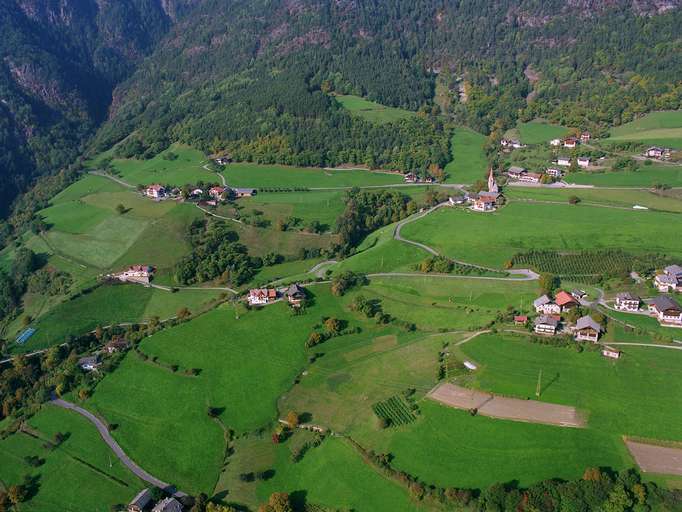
[488,168,498,194]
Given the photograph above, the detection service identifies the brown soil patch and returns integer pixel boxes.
[626,440,682,476]
[428,383,585,428]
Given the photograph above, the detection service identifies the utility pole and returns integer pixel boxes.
[535,369,542,398]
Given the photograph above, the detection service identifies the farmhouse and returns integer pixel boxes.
[232,188,257,198]
[215,155,232,165]
[518,172,542,183]
[152,497,183,512]
[208,186,225,199]
[555,290,579,310]
[563,137,578,149]
[248,288,277,305]
[128,489,152,512]
[644,146,667,159]
[574,316,602,342]
[654,265,682,292]
[404,172,418,183]
[550,138,562,147]
[507,166,526,180]
[602,348,621,360]
[78,355,101,372]
[545,168,563,178]
[534,295,561,315]
[471,194,497,212]
[615,292,640,312]
[105,337,130,354]
[557,156,571,167]
[534,315,559,335]
[285,283,306,306]
[501,139,523,149]
[113,265,155,285]
[448,194,467,205]
[145,184,166,199]
[577,157,590,168]
[648,296,682,326]
[514,315,528,326]
[581,132,591,143]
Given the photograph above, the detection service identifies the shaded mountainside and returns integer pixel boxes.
[96,0,682,169]
[0,0,200,214]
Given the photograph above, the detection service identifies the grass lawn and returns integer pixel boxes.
[51,174,126,204]
[221,163,402,189]
[85,291,354,493]
[40,201,112,234]
[400,202,682,269]
[0,406,143,512]
[248,258,321,287]
[505,187,682,213]
[110,145,217,186]
[517,121,571,145]
[334,94,415,124]
[444,128,488,184]
[358,275,538,331]
[608,111,682,149]
[232,221,337,260]
[333,223,426,275]
[568,165,682,187]
[16,284,153,353]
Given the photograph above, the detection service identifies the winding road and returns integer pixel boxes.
[50,398,186,497]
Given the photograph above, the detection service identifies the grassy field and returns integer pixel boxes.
[332,223,426,275]
[107,145,218,186]
[85,292,353,493]
[221,163,402,189]
[517,121,571,145]
[357,275,538,331]
[12,284,221,353]
[505,187,682,213]
[444,128,488,184]
[0,406,142,512]
[334,94,416,124]
[608,111,682,149]
[51,174,126,204]
[567,164,682,187]
[400,202,682,268]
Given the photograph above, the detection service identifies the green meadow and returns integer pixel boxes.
[221,162,402,189]
[107,145,218,186]
[517,121,571,145]
[334,94,416,124]
[444,127,488,184]
[13,284,221,353]
[608,111,682,148]
[0,406,142,512]
[400,202,682,268]
[567,164,682,187]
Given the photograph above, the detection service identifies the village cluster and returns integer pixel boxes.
[445,169,503,212]
[127,489,183,512]
[143,183,256,204]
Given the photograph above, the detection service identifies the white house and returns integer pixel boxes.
[128,489,152,512]
[563,137,578,149]
[471,194,497,212]
[654,265,682,292]
[615,292,640,312]
[545,168,563,178]
[557,156,571,167]
[518,172,542,183]
[602,348,621,360]
[152,497,183,512]
[550,138,562,147]
[78,356,101,372]
[534,315,559,335]
[248,288,277,305]
[648,296,682,325]
[113,265,154,285]
[507,166,526,180]
[644,147,665,159]
[574,316,602,342]
[580,132,591,143]
[145,184,166,199]
[577,157,590,168]
[209,186,225,199]
[534,295,561,315]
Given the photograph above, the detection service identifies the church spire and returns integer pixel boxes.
[488,168,498,194]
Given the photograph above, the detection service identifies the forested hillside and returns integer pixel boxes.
[0,0,199,214]
[96,0,682,171]
[2,0,682,217]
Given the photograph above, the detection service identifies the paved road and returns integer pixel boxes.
[606,342,682,351]
[368,271,538,282]
[309,260,338,278]
[195,204,243,224]
[51,398,186,497]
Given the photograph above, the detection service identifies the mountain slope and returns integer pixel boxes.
[0,0,200,215]
[95,0,682,170]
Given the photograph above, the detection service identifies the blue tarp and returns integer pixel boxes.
[16,328,36,344]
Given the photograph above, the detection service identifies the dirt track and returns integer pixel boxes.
[626,440,682,476]
[428,383,585,428]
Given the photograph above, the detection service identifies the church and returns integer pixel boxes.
[471,169,502,212]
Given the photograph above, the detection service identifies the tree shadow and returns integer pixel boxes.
[540,372,560,396]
